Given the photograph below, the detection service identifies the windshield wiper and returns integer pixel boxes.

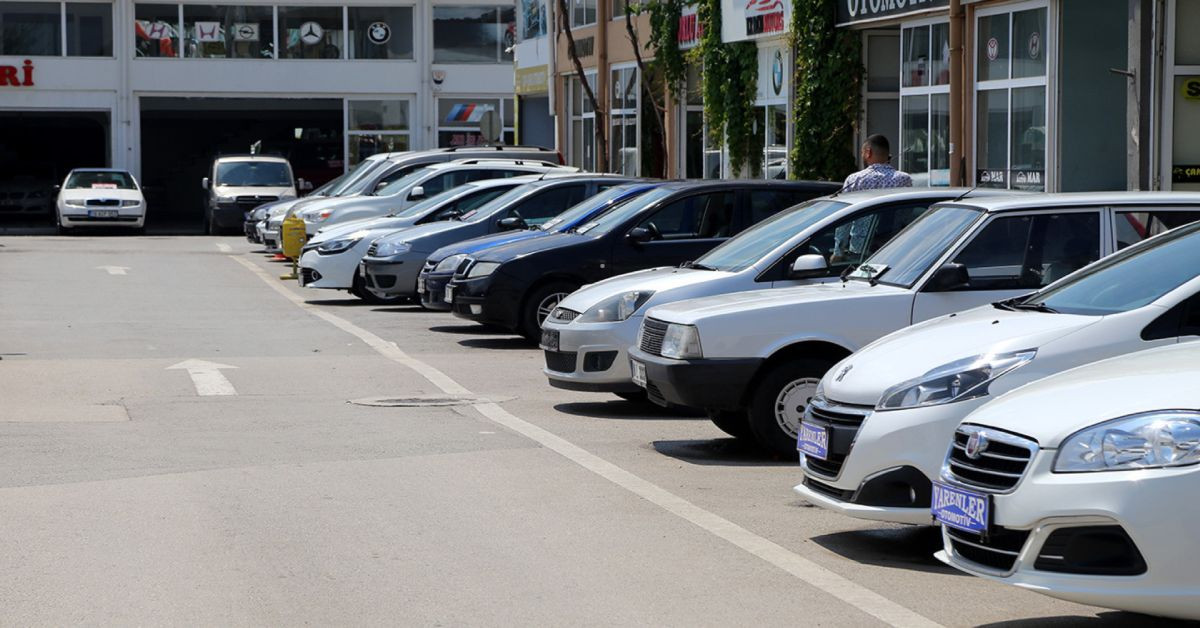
[680,260,716,271]
[867,265,890,286]
[839,264,857,284]
[992,297,1020,311]
[1011,301,1059,313]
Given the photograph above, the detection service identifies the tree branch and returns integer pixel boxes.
[556,0,608,171]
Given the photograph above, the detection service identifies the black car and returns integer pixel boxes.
[445,179,839,341]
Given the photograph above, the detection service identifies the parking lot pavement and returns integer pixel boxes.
[0,235,1169,626]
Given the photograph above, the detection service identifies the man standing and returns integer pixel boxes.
[842,135,912,192]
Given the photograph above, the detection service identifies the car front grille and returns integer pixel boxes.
[544,350,577,373]
[639,317,669,356]
[945,425,1037,492]
[366,243,379,257]
[946,525,1031,573]
[646,380,667,406]
[86,198,120,206]
[549,307,581,323]
[237,195,278,206]
[801,399,872,479]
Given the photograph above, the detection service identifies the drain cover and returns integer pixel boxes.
[349,395,494,408]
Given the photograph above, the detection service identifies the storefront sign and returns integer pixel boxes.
[194,22,221,43]
[721,0,788,42]
[233,23,259,42]
[977,169,1006,187]
[1173,165,1200,183]
[1012,170,1043,189]
[0,60,34,87]
[367,22,391,45]
[299,22,324,45]
[678,5,702,50]
[837,0,949,26]
[574,36,594,57]
[756,45,787,100]
[1182,77,1200,101]
[771,49,783,95]
[516,65,549,95]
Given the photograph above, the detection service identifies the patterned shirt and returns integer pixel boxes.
[842,163,913,192]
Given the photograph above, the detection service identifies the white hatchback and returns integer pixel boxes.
[56,168,147,232]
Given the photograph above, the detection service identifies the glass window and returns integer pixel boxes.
[519,0,545,39]
[1115,210,1200,249]
[571,0,596,27]
[902,25,930,88]
[348,135,410,167]
[568,74,596,171]
[135,4,180,58]
[764,105,787,179]
[948,212,1100,291]
[636,192,735,240]
[279,6,343,59]
[930,93,950,184]
[66,3,113,57]
[610,0,628,19]
[700,200,846,272]
[185,5,273,59]
[215,161,293,187]
[1,2,61,56]
[866,32,899,92]
[432,6,515,63]
[348,6,413,60]
[1177,0,1200,65]
[930,22,949,86]
[437,97,514,148]
[976,88,1008,188]
[901,95,929,177]
[977,13,1009,82]
[861,204,983,288]
[1010,86,1046,189]
[1011,8,1047,79]
[350,101,410,132]
[610,66,638,176]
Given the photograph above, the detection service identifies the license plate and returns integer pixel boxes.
[797,422,829,460]
[417,277,426,294]
[630,359,647,387]
[88,209,118,218]
[540,329,559,352]
[443,285,455,304]
[931,482,990,534]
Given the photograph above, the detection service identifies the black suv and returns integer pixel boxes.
[445,179,839,341]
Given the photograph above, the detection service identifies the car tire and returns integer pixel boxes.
[707,409,753,439]
[351,272,408,306]
[519,281,577,343]
[747,358,833,456]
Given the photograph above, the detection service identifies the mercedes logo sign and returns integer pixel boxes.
[299,21,324,45]
[367,22,391,45]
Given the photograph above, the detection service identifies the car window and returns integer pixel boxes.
[372,168,432,196]
[374,165,422,190]
[66,171,137,190]
[636,192,735,240]
[947,211,1100,291]
[859,204,984,288]
[697,199,849,273]
[805,203,933,275]
[1114,210,1200,249]
[421,173,453,197]
[430,187,515,222]
[509,185,587,225]
[747,189,822,225]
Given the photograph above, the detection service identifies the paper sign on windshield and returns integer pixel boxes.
[847,263,888,280]
[91,183,118,189]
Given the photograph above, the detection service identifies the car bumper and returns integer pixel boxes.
[298,242,371,290]
[60,211,145,228]
[361,256,423,297]
[541,318,641,393]
[263,226,281,252]
[211,204,245,228]
[627,346,761,409]
[449,277,520,330]
[418,271,455,311]
[938,452,1200,620]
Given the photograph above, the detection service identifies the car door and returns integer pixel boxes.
[911,209,1104,322]
[608,189,737,275]
[489,184,587,233]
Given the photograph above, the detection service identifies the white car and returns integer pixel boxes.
[796,208,1200,524]
[56,168,147,232]
[298,178,529,303]
[628,192,1200,455]
[541,189,1009,397]
[202,155,297,235]
[932,342,1200,620]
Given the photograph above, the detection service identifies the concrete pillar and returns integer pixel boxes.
[949,0,965,186]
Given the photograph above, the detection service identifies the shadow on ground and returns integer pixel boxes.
[977,611,1194,627]
[809,525,957,575]
[457,337,533,350]
[651,437,798,467]
[429,324,509,335]
[555,399,703,420]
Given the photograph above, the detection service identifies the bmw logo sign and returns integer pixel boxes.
[367,21,391,45]
[771,50,784,96]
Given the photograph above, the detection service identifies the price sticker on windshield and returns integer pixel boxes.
[847,263,889,281]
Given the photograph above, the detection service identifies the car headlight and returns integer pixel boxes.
[467,261,500,279]
[315,237,360,254]
[313,209,333,222]
[876,349,1036,411]
[64,200,87,208]
[216,195,235,203]
[660,323,702,360]
[435,254,467,273]
[579,291,655,323]
[372,240,412,258]
[1054,411,1200,472]
[120,200,141,207]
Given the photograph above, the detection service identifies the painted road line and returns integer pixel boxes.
[96,265,129,275]
[229,254,943,628]
[216,243,233,253]
[167,359,238,396]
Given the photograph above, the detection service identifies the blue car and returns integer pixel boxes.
[417,182,662,310]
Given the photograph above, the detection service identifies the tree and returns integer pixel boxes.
[556,0,608,171]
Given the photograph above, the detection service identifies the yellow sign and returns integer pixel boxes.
[516,65,549,95]
[1183,77,1200,101]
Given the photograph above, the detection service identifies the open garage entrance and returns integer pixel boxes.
[139,97,343,233]
[0,111,110,232]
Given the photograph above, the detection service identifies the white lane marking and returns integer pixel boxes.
[216,243,233,253]
[229,254,942,628]
[96,265,129,275]
[167,359,238,396]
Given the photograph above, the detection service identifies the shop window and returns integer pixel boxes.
[432,6,515,63]
[518,0,545,40]
[184,5,273,59]
[349,6,413,60]
[861,30,899,170]
[349,135,410,166]
[974,5,1047,191]
[348,100,411,166]
[611,0,628,20]
[610,66,638,175]
[899,21,950,186]
[135,4,180,58]
[0,2,62,56]
[66,3,112,57]
[437,97,515,148]
[568,73,596,171]
[278,6,343,59]
[571,0,596,27]
[763,104,787,179]
[1177,0,1200,65]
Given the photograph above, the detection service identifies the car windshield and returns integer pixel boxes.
[462,185,534,223]
[1023,221,1200,315]
[852,204,984,287]
[540,185,653,232]
[309,174,344,197]
[372,168,431,197]
[573,187,679,236]
[325,160,381,196]
[216,161,292,187]
[695,199,848,272]
[66,171,137,190]
[387,187,468,218]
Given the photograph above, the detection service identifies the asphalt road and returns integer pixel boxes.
[0,235,1179,626]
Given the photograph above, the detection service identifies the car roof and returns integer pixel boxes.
[214,154,290,164]
[422,158,562,170]
[651,179,841,192]
[828,187,1018,205]
[68,168,133,174]
[952,191,1200,212]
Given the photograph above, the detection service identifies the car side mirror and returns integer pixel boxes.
[52,184,61,191]
[927,263,971,292]
[409,185,425,200]
[789,254,829,279]
[627,226,653,244]
[497,216,526,231]
[201,177,210,190]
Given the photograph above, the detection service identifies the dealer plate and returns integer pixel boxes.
[443,285,455,304]
[931,482,990,534]
[796,422,829,460]
[540,329,559,352]
[88,209,118,218]
[417,277,426,294]
[630,359,647,388]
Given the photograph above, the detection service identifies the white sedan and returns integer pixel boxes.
[56,168,146,232]
[933,342,1200,620]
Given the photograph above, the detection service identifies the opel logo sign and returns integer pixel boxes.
[834,364,852,382]
[965,431,989,460]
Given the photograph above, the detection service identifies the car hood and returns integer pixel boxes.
[824,306,1103,406]
[644,281,907,325]
[473,231,587,263]
[559,266,735,313]
[60,189,142,201]
[309,214,426,243]
[428,229,544,264]
[215,185,293,199]
[370,220,467,250]
[964,343,1200,448]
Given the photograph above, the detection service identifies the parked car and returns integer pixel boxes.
[247,171,347,243]
[298,178,529,303]
[202,155,298,235]
[418,182,663,312]
[540,189,1011,398]
[360,174,636,303]
[0,175,54,216]
[795,204,1200,524]
[933,342,1200,621]
[56,168,147,233]
[628,192,1185,455]
[446,180,839,341]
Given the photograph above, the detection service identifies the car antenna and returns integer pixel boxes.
[950,183,982,203]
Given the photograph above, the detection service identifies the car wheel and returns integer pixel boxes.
[614,391,647,402]
[747,358,832,456]
[520,281,577,342]
[707,409,753,439]
[351,272,408,306]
